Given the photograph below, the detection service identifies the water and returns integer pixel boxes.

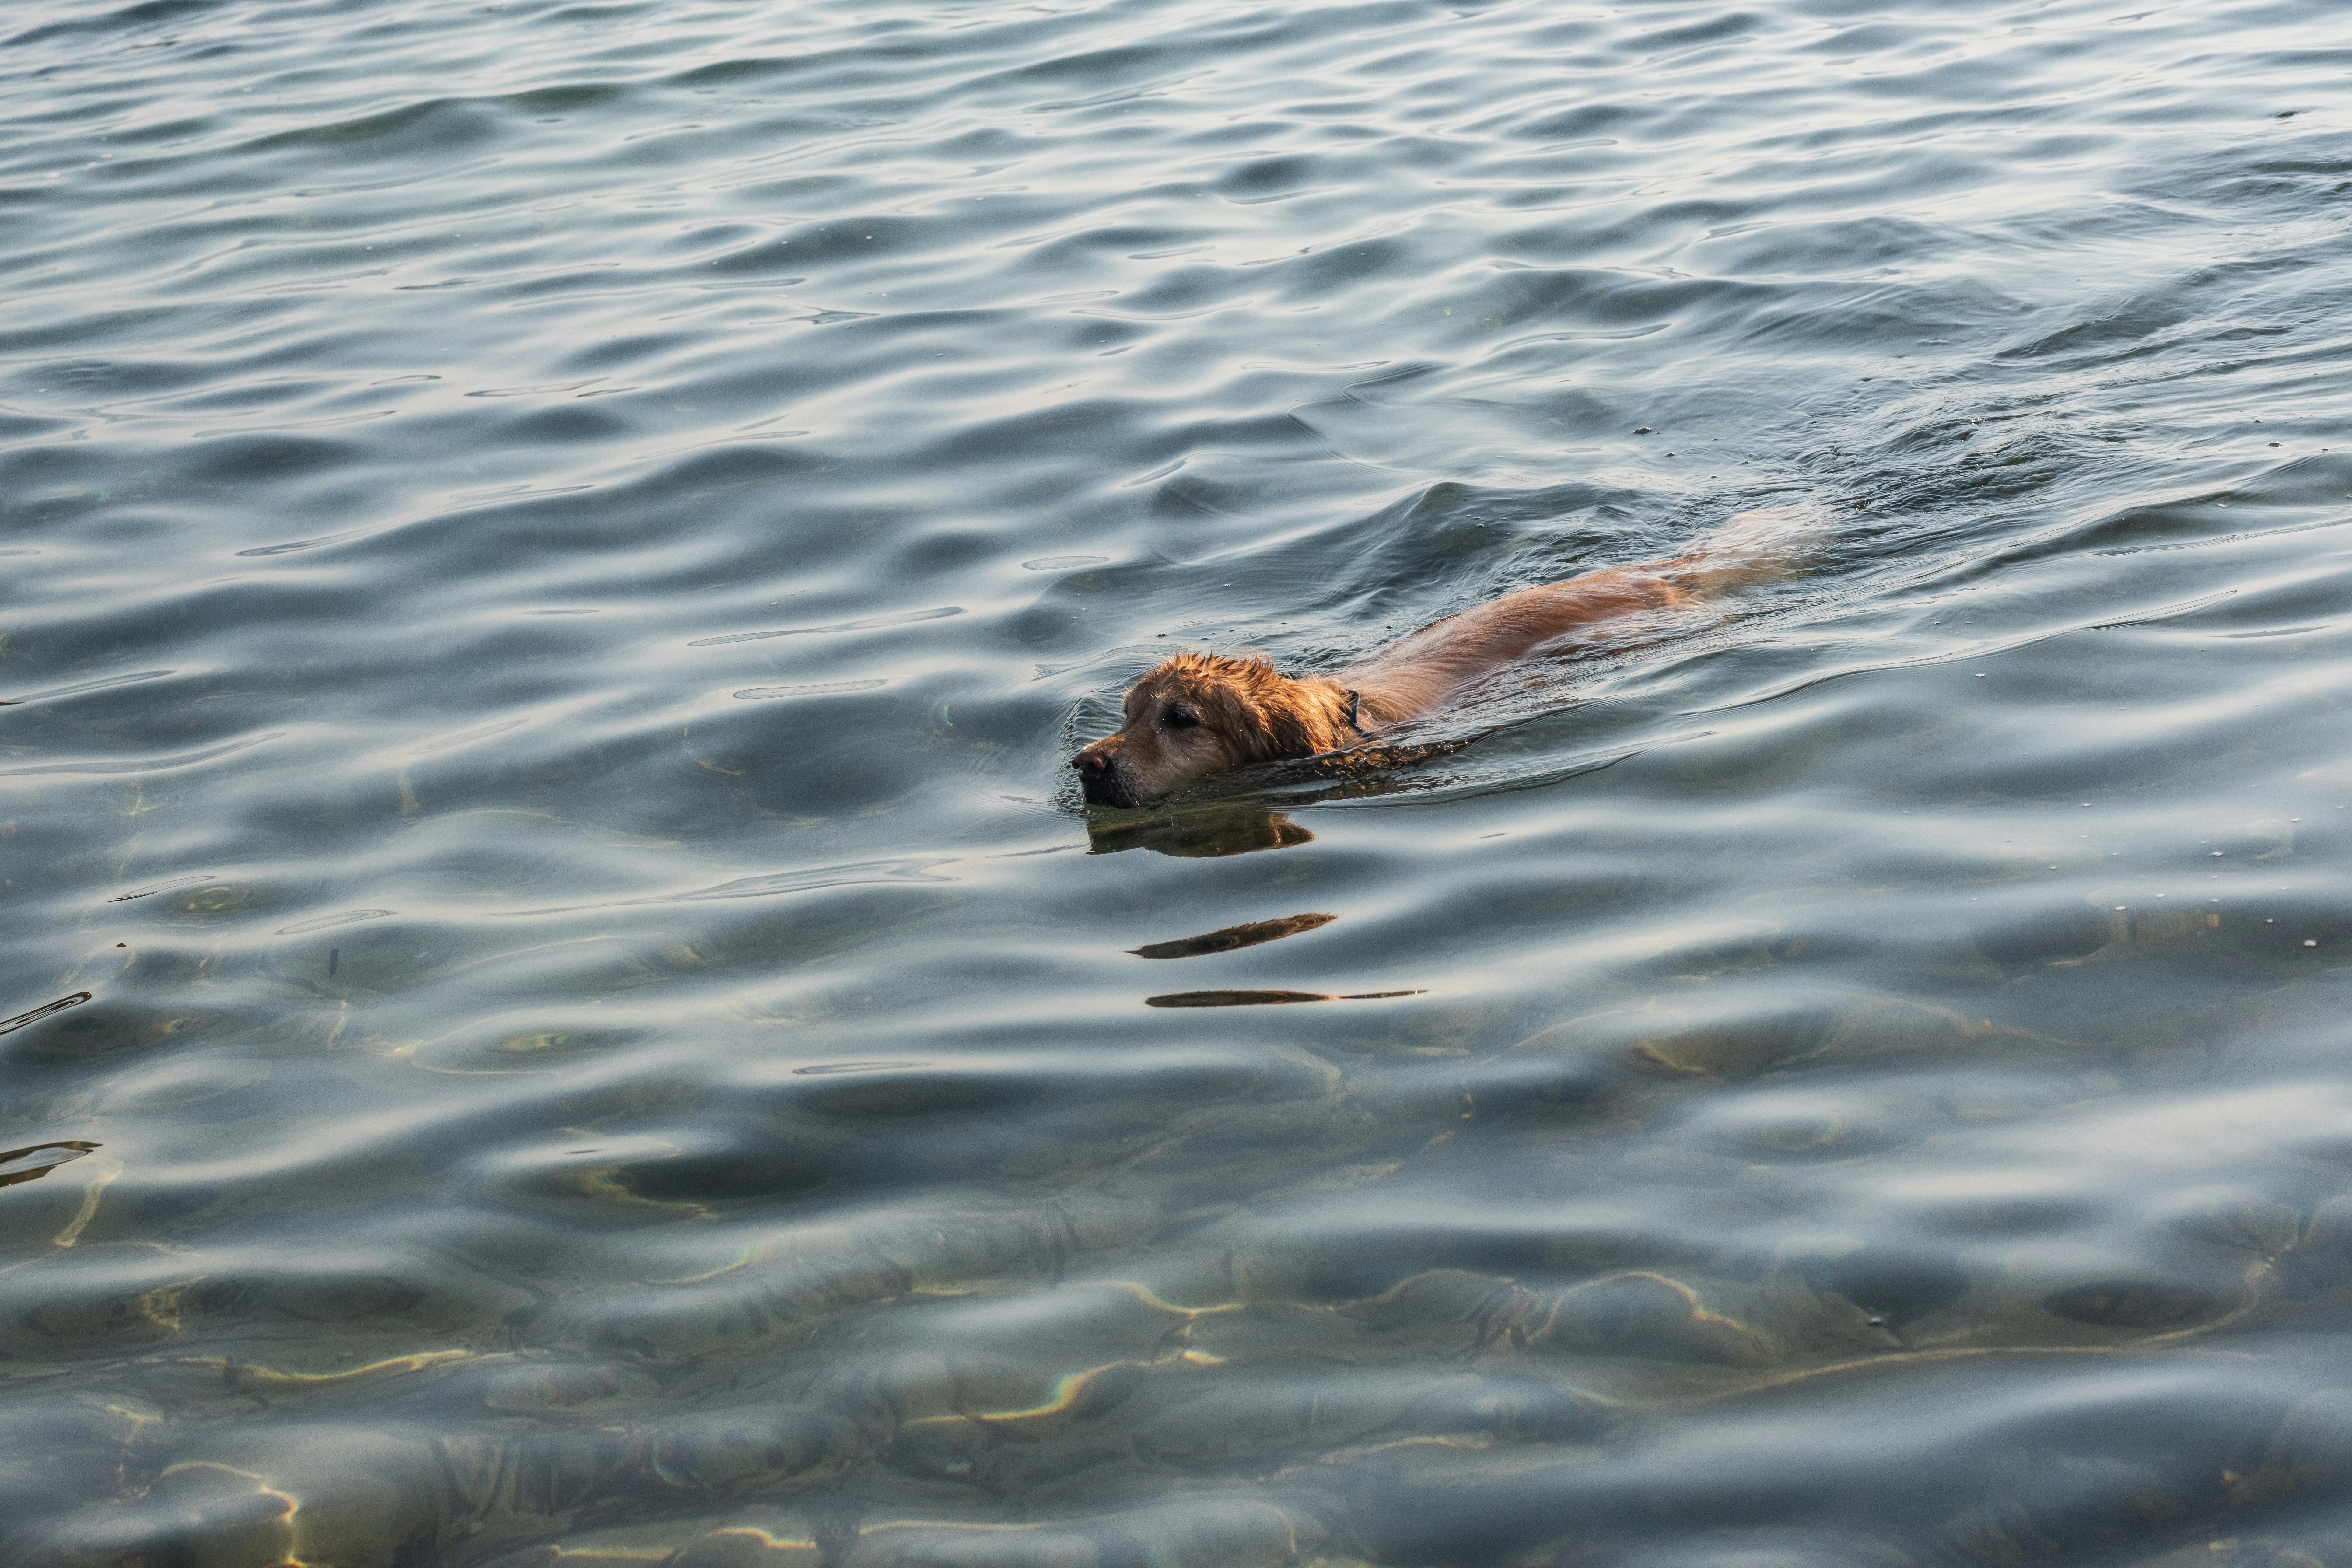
[6,0,2352,1561]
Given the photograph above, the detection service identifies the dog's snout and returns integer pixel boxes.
[1072,735,1137,805]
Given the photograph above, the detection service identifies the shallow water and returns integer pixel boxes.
[6,0,2352,1563]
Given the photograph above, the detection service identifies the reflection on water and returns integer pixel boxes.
[0,992,89,1037]
[1131,912,1338,960]
[1144,986,1426,1008]
[1085,803,1317,858]
[6,0,2352,1560]
[0,1142,96,1188]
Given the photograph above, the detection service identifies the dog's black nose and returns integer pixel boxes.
[1073,742,1131,806]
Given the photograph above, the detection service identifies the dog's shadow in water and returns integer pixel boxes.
[1084,803,1313,858]
[1082,736,1472,857]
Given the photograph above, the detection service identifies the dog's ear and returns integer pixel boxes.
[1212,663,1340,764]
[1253,680,1333,762]
[1189,675,1277,765]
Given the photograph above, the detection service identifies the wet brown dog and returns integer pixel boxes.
[1071,508,1808,807]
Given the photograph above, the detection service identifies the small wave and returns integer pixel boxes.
[690,607,963,645]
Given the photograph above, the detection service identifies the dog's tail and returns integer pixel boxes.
[1665,504,1826,599]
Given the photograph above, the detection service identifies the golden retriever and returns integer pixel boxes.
[1071,508,1807,807]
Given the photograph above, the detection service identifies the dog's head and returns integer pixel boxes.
[1071,652,1354,807]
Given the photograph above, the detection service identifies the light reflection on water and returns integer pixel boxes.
[5,0,2352,1561]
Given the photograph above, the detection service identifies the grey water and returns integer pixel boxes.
[5,0,2352,1562]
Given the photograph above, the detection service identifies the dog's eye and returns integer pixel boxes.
[1163,706,1198,730]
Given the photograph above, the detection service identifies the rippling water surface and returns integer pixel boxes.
[8,0,2352,1562]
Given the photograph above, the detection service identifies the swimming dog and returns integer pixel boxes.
[1071,509,1805,807]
